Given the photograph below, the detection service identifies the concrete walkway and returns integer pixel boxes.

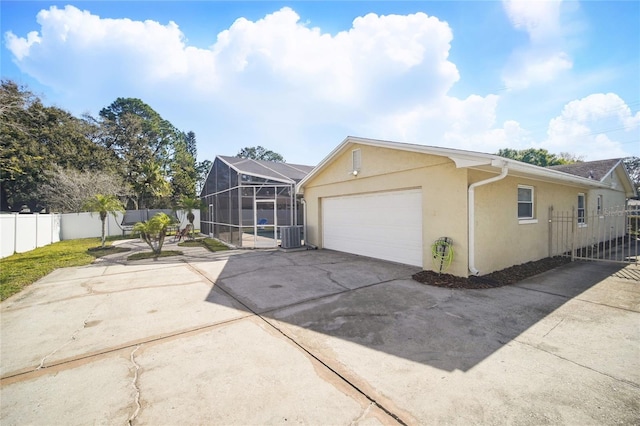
[1,239,639,425]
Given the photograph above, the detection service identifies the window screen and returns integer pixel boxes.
[517,186,534,219]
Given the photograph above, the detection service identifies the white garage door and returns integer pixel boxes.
[322,189,423,267]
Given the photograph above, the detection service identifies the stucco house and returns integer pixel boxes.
[296,136,637,277]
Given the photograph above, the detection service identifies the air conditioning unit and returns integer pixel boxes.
[280,226,303,249]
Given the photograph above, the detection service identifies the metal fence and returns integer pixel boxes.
[549,205,639,264]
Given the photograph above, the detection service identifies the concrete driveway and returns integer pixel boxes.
[1,239,639,425]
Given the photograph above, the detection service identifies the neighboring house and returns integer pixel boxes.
[296,136,637,277]
[200,155,314,248]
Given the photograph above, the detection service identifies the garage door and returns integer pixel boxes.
[322,189,423,266]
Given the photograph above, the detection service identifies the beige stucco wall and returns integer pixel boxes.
[471,172,575,274]
[470,170,627,275]
[301,143,631,277]
[301,143,470,277]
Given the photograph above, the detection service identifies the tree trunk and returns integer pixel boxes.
[102,219,107,248]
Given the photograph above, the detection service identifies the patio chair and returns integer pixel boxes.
[174,224,192,242]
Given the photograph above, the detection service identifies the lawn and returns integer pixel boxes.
[178,237,229,252]
[0,238,129,301]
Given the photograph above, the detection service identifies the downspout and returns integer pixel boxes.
[468,161,508,275]
[301,198,307,247]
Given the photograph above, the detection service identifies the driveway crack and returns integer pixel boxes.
[36,335,78,370]
[350,401,373,425]
[128,345,142,426]
[35,307,98,370]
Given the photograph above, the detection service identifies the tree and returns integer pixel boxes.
[170,133,198,202]
[82,194,125,248]
[135,160,172,209]
[496,148,579,167]
[196,159,212,194]
[1,79,118,211]
[98,98,181,209]
[133,212,173,256]
[177,196,201,239]
[40,166,130,213]
[184,131,197,159]
[623,157,640,196]
[236,146,285,162]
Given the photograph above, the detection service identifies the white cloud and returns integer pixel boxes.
[501,0,574,90]
[503,0,563,43]
[5,31,41,60]
[544,93,640,159]
[4,5,636,165]
[4,5,467,163]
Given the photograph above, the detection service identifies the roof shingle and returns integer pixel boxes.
[547,159,622,182]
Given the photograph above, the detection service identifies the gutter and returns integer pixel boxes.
[468,160,508,276]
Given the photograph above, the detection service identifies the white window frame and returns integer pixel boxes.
[597,194,603,217]
[517,185,537,224]
[577,193,586,227]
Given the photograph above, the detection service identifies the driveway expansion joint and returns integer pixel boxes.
[187,260,408,425]
[514,339,640,389]
[516,285,640,314]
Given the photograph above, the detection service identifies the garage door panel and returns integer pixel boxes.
[322,189,423,266]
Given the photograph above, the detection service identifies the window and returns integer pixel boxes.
[352,149,361,172]
[577,193,586,225]
[597,194,603,216]
[517,185,534,219]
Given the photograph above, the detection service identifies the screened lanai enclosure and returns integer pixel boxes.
[200,156,314,248]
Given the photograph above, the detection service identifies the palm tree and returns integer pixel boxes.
[177,196,201,239]
[133,212,173,256]
[83,194,125,248]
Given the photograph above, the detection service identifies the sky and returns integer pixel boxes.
[1,1,639,166]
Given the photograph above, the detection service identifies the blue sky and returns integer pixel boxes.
[2,1,639,165]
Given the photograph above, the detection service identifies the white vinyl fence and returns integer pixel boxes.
[0,213,61,259]
[0,210,200,259]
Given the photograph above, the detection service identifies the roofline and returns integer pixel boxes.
[296,136,615,192]
[610,159,638,197]
[599,159,622,182]
[217,156,294,184]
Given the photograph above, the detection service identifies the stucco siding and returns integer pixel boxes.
[302,144,470,277]
[470,172,575,274]
[469,170,627,275]
[301,140,632,278]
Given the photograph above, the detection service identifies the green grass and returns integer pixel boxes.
[127,250,183,261]
[0,238,129,301]
[178,238,229,252]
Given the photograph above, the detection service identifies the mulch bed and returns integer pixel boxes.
[412,256,572,289]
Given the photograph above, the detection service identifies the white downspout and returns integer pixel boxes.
[468,161,508,275]
[301,198,307,247]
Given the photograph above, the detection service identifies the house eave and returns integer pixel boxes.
[296,136,618,192]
